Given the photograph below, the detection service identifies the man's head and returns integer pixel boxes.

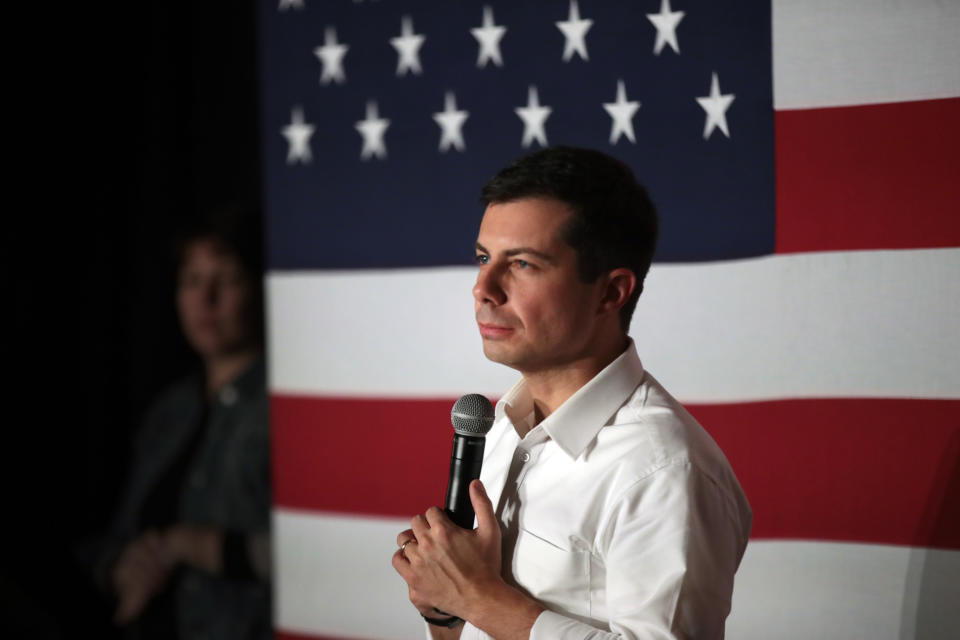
[474,147,658,374]
[173,205,264,361]
[480,146,658,331]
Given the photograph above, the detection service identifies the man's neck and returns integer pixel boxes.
[204,348,261,396]
[522,335,629,429]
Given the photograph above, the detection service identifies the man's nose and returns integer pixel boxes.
[473,266,506,306]
[201,282,221,305]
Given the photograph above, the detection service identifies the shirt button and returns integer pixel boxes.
[219,385,238,405]
[519,451,531,462]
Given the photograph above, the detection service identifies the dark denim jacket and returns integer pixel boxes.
[101,359,271,640]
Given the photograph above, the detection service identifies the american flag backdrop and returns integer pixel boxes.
[260,1,960,638]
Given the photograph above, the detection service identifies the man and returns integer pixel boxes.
[392,147,752,639]
[96,208,272,640]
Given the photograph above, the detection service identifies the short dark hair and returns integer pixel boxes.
[173,203,265,346]
[173,204,264,279]
[480,146,658,331]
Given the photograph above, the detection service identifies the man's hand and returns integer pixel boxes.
[392,480,544,639]
[111,531,172,625]
[392,480,502,618]
[162,524,223,574]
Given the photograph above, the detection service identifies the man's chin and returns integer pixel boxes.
[481,342,524,370]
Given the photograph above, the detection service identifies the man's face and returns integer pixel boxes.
[176,239,256,361]
[473,198,605,374]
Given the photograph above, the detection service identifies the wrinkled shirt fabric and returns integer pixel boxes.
[460,342,752,640]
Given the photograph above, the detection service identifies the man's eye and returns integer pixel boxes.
[513,259,530,269]
[179,273,201,288]
[475,254,489,265]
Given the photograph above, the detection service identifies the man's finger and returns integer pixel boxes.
[470,479,498,536]
[113,599,134,625]
[391,548,412,576]
[113,588,148,626]
[396,529,415,547]
[123,552,158,578]
[423,505,448,527]
[410,513,431,540]
[142,530,164,554]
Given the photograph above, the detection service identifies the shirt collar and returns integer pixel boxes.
[232,356,266,397]
[210,356,266,405]
[494,340,645,459]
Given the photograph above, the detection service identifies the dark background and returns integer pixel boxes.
[4,2,261,635]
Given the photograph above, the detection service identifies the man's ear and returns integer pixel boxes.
[597,268,636,317]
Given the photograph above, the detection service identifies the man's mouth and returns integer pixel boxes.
[477,321,515,338]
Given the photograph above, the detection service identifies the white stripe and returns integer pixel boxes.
[273,509,423,639]
[273,509,960,639]
[729,540,960,640]
[773,0,960,109]
[267,248,960,402]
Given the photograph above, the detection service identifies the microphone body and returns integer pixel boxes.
[444,394,495,529]
[427,394,495,625]
[444,433,486,528]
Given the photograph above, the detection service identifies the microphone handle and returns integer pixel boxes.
[444,434,485,529]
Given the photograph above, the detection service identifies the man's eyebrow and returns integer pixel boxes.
[474,242,557,264]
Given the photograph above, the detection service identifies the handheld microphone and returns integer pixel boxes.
[426,394,496,625]
[444,394,495,529]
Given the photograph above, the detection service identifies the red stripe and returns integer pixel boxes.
[775,97,960,253]
[271,395,453,517]
[271,395,960,549]
[687,400,960,549]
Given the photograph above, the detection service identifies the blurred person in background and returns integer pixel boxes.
[93,206,271,640]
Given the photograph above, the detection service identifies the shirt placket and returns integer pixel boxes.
[498,425,549,586]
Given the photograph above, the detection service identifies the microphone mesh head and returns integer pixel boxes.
[451,394,495,436]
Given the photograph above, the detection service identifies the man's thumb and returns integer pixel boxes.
[470,479,496,534]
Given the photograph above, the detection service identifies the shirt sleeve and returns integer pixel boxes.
[528,462,748,640]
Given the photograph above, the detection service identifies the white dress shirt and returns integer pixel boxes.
[459,342,752,640]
